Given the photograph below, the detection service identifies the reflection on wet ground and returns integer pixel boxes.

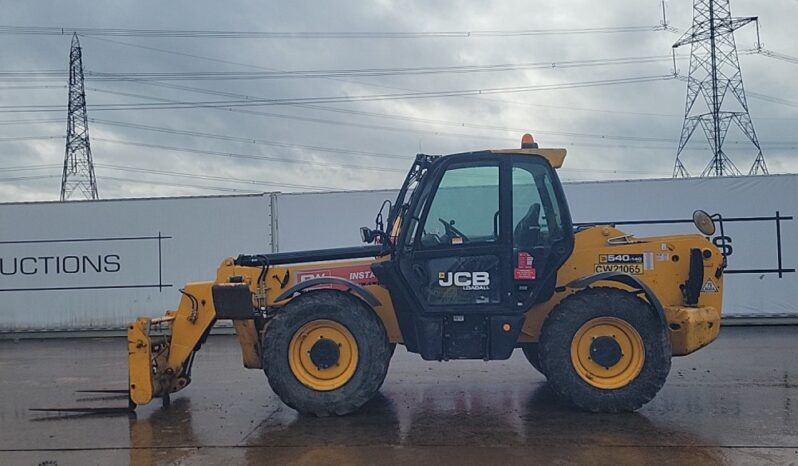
[1,327,797,465]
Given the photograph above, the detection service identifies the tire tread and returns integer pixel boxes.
[539,287,671,413]
[262,290,391,416]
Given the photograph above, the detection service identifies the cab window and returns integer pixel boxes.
[419,165,499,247]
[512,161,565,250]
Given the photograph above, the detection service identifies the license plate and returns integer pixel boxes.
[594,263,644,275]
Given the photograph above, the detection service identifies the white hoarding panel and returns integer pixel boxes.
[564,175,796,318]
[0,194,271,332]
[276,190,396,252]
[276,175,797,318]
[2,174,795,333]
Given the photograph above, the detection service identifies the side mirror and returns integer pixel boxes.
[692,210,716,236]
[360,226,375,244]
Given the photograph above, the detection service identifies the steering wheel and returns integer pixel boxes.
[438,218,469,241]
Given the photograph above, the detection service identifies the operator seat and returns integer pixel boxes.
[514,203,541,249]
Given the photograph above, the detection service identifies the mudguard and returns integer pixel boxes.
[274,277,382,308]
[566,271,667,326]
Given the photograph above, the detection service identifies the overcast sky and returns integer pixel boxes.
[0,0,796,202]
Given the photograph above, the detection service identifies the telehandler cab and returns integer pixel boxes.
[125,135,724,415]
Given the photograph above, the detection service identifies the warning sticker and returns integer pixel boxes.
[701,280,719,293]
[643,252,654,271]
[514,251,536,280]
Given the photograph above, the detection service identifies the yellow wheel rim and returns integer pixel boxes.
[289,319,358,391]
[570,317,645,390]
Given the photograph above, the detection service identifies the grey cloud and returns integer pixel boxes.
[0,0,795,202]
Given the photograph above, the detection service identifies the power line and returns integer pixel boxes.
[80,33,796,120]
[757,48,798,65]
[23,45,791,123]
[0,25,670,39]
[0,42,777,157]
[87,87,512,143]
[0,135,63,142]
[79,34,595,120]
[0,69,64,74]
[0,164,331,194]
[746,90,798,108]
[89,107,672,146]
[89,106,797,153]
[91,137,407,174]
[82,87,587,143]
[95,163,344,191]
[89,118,410,161]
[0,107,780,157]
[0,118,63,125]
[78,34,689,119]
[84,61,794,140]
[83,116,798,154]
[89,55,673,79]
[0,174,60,183]
[87,114,670,156]
[0,85,65,90]
[0,164,61,172]
[99,175,260,193]
[85,90,669,142]
[0,55,677,82]
[67,27,788,128]
[0,74,677,113]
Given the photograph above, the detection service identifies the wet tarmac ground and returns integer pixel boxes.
[1,326,797,465]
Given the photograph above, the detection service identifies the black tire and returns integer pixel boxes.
[539,287,671,413]
[262,290,392,416]
[521,343,547,377]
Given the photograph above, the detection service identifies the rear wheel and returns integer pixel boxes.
[539,287,671,413]
[262,290,392,416]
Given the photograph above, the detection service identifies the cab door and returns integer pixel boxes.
[397,154,573,314]
[402,156,511,314]
[509,155,574,308]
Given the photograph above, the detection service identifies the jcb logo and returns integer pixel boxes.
[438,271,490,290]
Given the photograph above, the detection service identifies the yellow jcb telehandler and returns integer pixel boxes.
[124,135,724,415]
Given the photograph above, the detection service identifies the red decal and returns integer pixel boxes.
[296,264,379,289]
[515,251,536,280]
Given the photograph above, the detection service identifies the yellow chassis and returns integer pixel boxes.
[128,225,722,406]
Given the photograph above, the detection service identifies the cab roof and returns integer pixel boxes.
[489,148,567,168]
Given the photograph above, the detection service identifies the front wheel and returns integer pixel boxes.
[262,290,392,416]
[539,287,671,413]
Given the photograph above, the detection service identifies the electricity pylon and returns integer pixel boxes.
[60,33,99,200]
[672,0,767,177]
